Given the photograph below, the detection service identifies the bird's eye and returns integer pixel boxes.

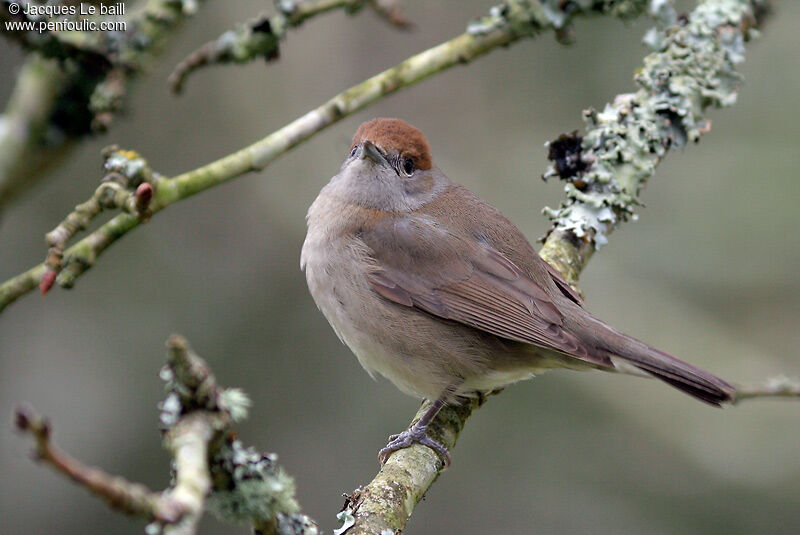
[349,146,357,157]
[401,158,415,176]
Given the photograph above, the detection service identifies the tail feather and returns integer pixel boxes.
[621,347,734,406]
[583,317,735,407]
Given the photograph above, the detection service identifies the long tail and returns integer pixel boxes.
[580,316,735,407]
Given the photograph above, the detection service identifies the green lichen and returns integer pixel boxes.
[207,439,302,527]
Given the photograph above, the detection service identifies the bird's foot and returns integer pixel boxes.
[378,425,450,468]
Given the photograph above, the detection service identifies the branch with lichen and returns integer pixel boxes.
[15,335,317,535]
[0,0,656,312]
[538,0,770,282]
[0,0,411,209]
[1,0,207,130]
[39,146,159,294]
[0,0,207,210]
[339,1,789,533]
[169,0,410,93]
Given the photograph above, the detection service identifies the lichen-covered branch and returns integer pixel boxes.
[539,0,770,283]
[0,0,654,312]
[14,335,317,535]
[169,0,410,93]
[0,0,208,211]
[1,0,206,128]
[160,335,318,534]
[340,393,492,535]
[39,147,159,294]
[160,413,219,535]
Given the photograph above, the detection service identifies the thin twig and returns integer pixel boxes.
[732,376,800,404]
[14,404,186,524]
[169,0,411,93]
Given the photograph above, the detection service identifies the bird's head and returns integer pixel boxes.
[329,118,447,212]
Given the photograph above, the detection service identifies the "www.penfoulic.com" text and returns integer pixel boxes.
[4,2,126,33]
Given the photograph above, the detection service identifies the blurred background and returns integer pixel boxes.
[1,1,799,533]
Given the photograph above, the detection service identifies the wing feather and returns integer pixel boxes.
[362,218,609,366]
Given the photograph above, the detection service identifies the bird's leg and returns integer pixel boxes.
[378,385,459,468]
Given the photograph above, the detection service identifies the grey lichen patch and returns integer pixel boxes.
[275,512,320,535]
[103,147,154,189]
[543,0,758,249]
[216,17,281,63]
[468,0,649,38]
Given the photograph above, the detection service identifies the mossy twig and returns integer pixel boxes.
[169,0,411,93]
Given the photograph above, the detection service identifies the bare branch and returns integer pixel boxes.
[732,376,800,404]
[14,404,185,524]
[169,0,411,93]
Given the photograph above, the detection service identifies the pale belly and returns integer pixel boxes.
[302,233,447,399]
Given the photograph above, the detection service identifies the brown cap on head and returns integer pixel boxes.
[351,118,432,170]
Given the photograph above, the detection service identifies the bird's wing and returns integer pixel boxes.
[361,216,610,367]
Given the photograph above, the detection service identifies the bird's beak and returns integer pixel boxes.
[357,140,387,165]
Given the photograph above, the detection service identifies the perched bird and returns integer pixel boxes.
[301,118,734,466]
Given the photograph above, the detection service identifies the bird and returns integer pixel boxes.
[301,118,734,467]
